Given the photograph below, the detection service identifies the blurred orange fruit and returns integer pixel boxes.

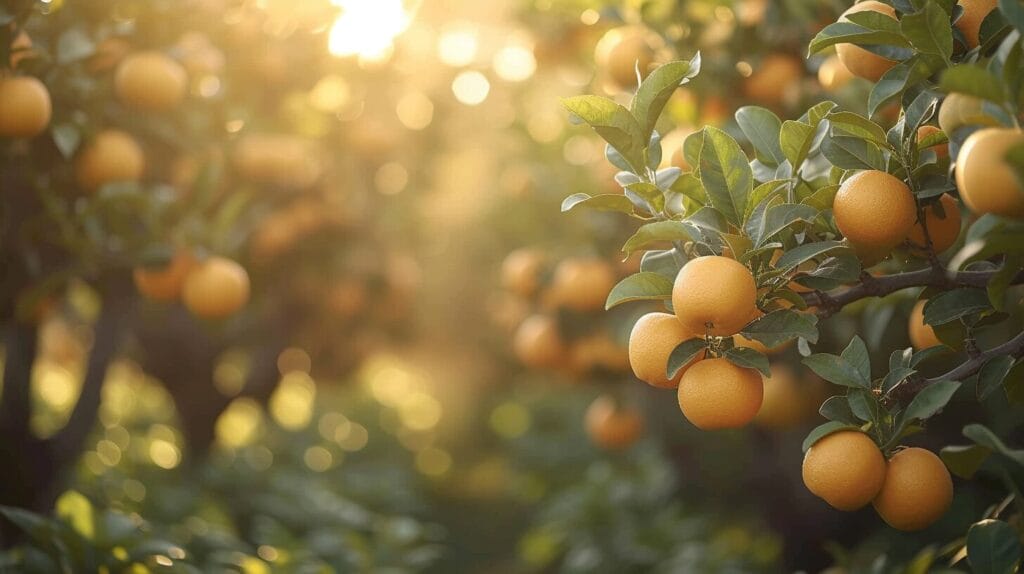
[0,76,51,138]
[75,129,145,193]
[182,257,251,319]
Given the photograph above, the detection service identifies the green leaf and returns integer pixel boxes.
[819,395,860,424]
[1001,0,1024,35]
[51,124,81,159]
[802,421,860,452]
[963,423,1024,466]
[940,65,1008,105]
[848,388,883,424]
[622,221,692,255]
[821,134,887,170]
[605,272,674,309]
[745,179,789,219]
[903,380,961,422]
[735,106,786,166]
[632,58,699,143]
[804,354,869,388]
[828,111,890,147]
[741,309,819,347]
[966,519,1022,574]
[901,1,954,59]
[774,240,847,273]
[723,346,770,377]
[624,181,665,213]
[978,356,1016,400]
[987,256,1023,310]
[563,95,646,172]
[923,288,992,325]
[801,184,840,211]
[882,367,917,392]
[697,127,753,226]
[56,27,96,65]
[941,444,992,479]
[808,21,911,56]
[561,193,635,214]
[869,56,941,118]
[667,338,708,379]
[841,336,872,383]
[780,120,815,171]
[756,204,819,247]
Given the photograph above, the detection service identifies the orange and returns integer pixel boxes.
[677,358,763,429]
[907,193,961,254]
[834,170,916,251]
[956,128,1024,218]
[233,134,323,188]
[908,300,942,350]
[872,447,953,530]
[756,365,825,430]
[182,257,251,319]
[133,250,196,302]
[672,256,757,336]
[569,333,630,375]
[629,312,700,388]
[88,37,132,73]
[802,430,887,510]
[0,76,51,138]
[955,0,998,48]
[743,53,803,105]
[818,54,855,92]
[547,257,617,312]
[916,125,948,159]
[501,248,545,297]
[75,130,145,193]
[513,314,566,370]
[835,2,899,81]
[735,333,792,356]
[938,93,1000,135]
[594,26,661,90]
[114,51,188,111]
[585,395,644,450]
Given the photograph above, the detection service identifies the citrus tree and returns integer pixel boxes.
[562,0,1024,569]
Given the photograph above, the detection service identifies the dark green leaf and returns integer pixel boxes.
[742,309,819,347]
[978,356,1016,400]
[774,240,848,273]
[563,95,646,172]
[804,354,869,388]
[941,444,992,479]
[723,346,771,377]
[939,65,1008,105]
[735,106,786,165]
[922,288,992,325]
[903,380,961,421]
[966,519,1021,574]
[632,58,699,143]
[901,1,954,58]
[605,272,674,309]
[667,338,708,380]
[622,221,692,255]
[819,395,860,424]
[697,127,753,226]
[841,336,872,383]
[802,421,861,452]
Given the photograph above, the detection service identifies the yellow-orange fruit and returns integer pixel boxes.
[585,395,644,450]
[232,134,323,188]
[672,256,758,337]
[818,54,855,91]
[872,447,954,531]
[182,257,251,319]
[0,76,51,138]
[835,1,899,81]
[955,0,998,48]
[547,257,617,312]
[114,51,188,111]
[744,53,803,105]
[501,249,545,297]
[594,26,661,90]
[756,365,824,430]
[956,128,1024,218]
[735,333,792,356]
[75,130,145,193]
[133,250,196,302]
[907,193,961,254]
[570,333,630,375]
[803,430,887,510]
[938,93,1000,135]
[917,125,949,159]
[677,358,763,429]
[834,170,916,250]
[629,312,699,388]
[513,314,566,370]
[88,37,132,73]
[908,300,942,350]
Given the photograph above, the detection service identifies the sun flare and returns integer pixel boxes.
[328,0,413,61]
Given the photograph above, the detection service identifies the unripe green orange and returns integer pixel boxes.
[672,256,757,337]
[677,358,763,430]
[872,447,953,531]
[803,430,886,510]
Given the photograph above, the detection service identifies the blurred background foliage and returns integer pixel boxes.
[1,0,1022,572]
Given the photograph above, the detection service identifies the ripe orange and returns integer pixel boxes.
[755,365,825,430]
[908,300,942,350]
[75,130,145,193]
[955,0,998,48]
[585,395,644,450]
[835,2,899,81]
[0,76,51,138]
[513,314,566,370]
[743,53,803,105]
[872,447,953,530]
[834,170,916,251]
[547,257,617,312]
[233,134,322,188]
[735,333,792,356]
[594,26,661,90]
[802,430,887,510]
[114,51,188,111]
[907,193,961,254]
[501,248,545,298]
[956,128,1024,218]
[88,37,132,73]
[818,54,855,92]
[629,312,700,388]
[570,333,630,376]
[938,93,1000,135]
[677,358,763,430]
[672,256,757,336]
[182,257,251,319]
[916,125,948,159]
[133,250,196,302]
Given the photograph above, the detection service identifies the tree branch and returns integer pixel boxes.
[0,322,39,441]
[802,267,1024,318]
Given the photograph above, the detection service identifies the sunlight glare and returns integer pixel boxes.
[329,0,412,62]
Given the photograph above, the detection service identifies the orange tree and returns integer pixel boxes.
[563,0,1024,569]
[0,0,417,518]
